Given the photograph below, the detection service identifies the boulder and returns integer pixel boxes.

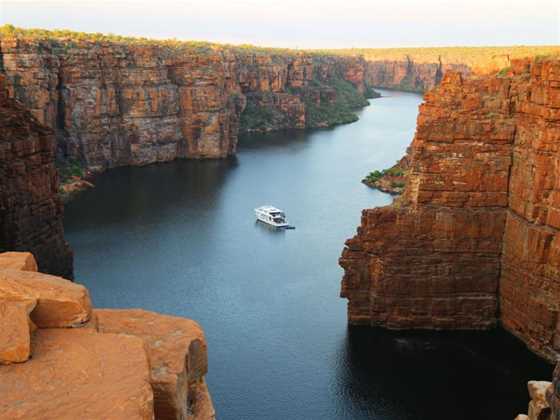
[0,269,91,327]
[0,252,38,272]
[0,299,36,364]
[528,381,553,419]
[0,328,154,420]
[95,309,215,420]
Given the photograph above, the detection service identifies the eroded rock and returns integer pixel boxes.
[95,309,214,420]
[0,299,36,364]
[0,328,154,420]
[0,268,91,327]
[0,252,38,272]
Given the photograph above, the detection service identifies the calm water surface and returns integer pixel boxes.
[65,90,552,420]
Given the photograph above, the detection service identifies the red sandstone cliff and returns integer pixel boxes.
[0,75,73,277]
[365,57,471,92]
[340,58,560,362]
[0,35,371,172]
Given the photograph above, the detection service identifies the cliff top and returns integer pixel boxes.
[2,24,559,70]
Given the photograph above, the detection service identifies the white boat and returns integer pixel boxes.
[254,206,293,228]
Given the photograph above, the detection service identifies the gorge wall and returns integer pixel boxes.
[0,74,73,277]
[356,46,560,93]
[0,35,372,173]
[340,57,560,362]
[365,58,471,92]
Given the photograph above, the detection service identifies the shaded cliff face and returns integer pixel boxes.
[0,75,73,278]
[0,37,370,172]
[340,58,560,362]
[365,58,471,92]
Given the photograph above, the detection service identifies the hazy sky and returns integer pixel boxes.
[1,0,559,48]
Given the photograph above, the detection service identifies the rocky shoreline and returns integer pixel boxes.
[362,155,409,195]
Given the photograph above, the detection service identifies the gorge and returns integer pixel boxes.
[62,88,552,419]
[1,24,560,420]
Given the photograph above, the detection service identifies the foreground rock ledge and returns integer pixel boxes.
[96,309,215,420]
[0,252,215,420]
[0,329,155,419]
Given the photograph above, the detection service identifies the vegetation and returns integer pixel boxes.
[496,66,512,77]
[304,78,369,127]
[56,158,85,183]
[239,96,284,131]
[364,165,404,184]
[3,25,558,67]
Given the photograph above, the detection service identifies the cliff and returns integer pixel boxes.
[334,45,560,93]
[365,58,470,92]
[0,251,214,420]
[340,57,560,362]
[0,31,372,173]
[0,74,73,277]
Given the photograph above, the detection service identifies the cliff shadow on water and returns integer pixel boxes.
[64,158,239,230]
[338,327,553,420]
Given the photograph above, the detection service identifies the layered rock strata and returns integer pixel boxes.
[340,58,560,361]
[0,252,215,420]
[365,58,470,92]
[0,74,73,277]
[0,36,371,172]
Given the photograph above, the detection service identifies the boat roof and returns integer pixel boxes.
[255,205,284,213]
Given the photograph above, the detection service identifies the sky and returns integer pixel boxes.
[0,0,559,48]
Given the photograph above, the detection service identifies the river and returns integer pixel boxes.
[64,89,551,420]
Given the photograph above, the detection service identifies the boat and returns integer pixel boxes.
[254,206,294,229]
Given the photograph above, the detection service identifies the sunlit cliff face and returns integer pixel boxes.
[2,0,558,48]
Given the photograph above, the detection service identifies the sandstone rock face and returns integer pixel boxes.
[0,268,92,327]
[0,299,36,364]
[96,309,214,420]
[365,58,471,92]
[0,251,38,271]
[340,58,560,361]
[0,253,215,419]
[0,74,73,277]
[0,328,155,420]
[0,37,371,172]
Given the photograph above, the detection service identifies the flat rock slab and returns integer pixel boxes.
[0,268,91,327]
[0,299,36,364]
[96,309,214,420]
[0,328,154,420]
[0,252,38,272]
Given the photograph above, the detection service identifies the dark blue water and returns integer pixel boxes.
[64,90,552,420]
